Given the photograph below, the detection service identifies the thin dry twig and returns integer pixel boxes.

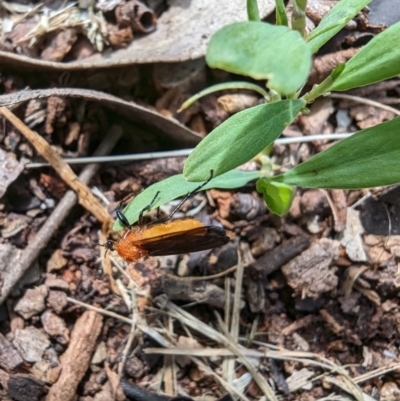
[117,286,139,376]
[223,277,233,384]
[354,363,400,384]
[224,251,243,384]
[145,344,388,400]
[67,297,132,322]
[231,250,244,342]
[0,106,111,228]
[163,316,177,396]
[0,125,122,304]
[66,296,249,400]
[165,263,239,282]
[330,93,400,116]
[167,302,278,401]
[45,311,103,401]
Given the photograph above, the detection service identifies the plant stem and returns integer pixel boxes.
[178,82,269,111]
[247,0,260,21]
[275,0,288,26]
[291,0,308,38]
[302,76,334,103]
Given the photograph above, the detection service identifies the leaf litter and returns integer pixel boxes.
[1,3,400,401]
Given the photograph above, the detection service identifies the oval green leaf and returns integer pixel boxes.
[256,178,295,216]
[206,21,311,95]
[307,0,372,54]
[113,170,260,231]
[275,117,400,189]
[184,99,305,182]
[329,21,400,91]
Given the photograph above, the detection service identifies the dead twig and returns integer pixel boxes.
[330,93,400,116]
[0,125,122,304]
[45,311,103,401]
[0,106,111,227]
[66,296,249,400]
[167,302,278,401]
[223,251,243,384]
[117,286,139,377]
[250,235,310,276]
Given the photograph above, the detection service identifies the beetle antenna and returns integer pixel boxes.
[150,169,214,225]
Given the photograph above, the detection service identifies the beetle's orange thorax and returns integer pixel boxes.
[114,227,145,262]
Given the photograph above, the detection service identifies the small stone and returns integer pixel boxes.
[62,269,75,283]
[189,367,208,382]
[31,360,55,383]
[8,373,46,401]
[91,341,107,365]
[0,148,24,198]
[300,189,329,216]
[43,347,59,368]
[124,357,144,379]
[0,332,24,371]
[44,277,69,291]
[281,239,340,299]
[14,285,48,319]
[340,208,367,262]
[92,280,110,296]
[380,381,400,399]
[41,310,69,345]
[176,336,202,368]
[251,227,279,257]
[47,290,68,314]
[13,327,50,363]
[46,249,68,272]
[385,236,400,258]
[1,213,32,239]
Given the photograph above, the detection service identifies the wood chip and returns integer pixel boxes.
[45,311,103,401]
[14,285,48,319]
[8,374,47,401]
[0,333,24,372]
[340,208,367,262]
[41,310,70,345]
[281,239,340,298]
[13,326,50,364]
[0,148,24,199]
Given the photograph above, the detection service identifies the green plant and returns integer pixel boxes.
[114,0,400,229]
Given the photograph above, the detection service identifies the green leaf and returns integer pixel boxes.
[307,0,373,54]
[113,170,260,231]
[184,99,305,182]
[275,0,288,26]
[256,178,295,216]
[275,117,400,189]
[331,63,346,81]
[329,21,400,91]
[206,21,311,95]
[247,0,260,21]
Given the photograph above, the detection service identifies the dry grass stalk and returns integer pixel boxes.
[166,302,278,401]
[1,1,109,52]
[226,251,244,383]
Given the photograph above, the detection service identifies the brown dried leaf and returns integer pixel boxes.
[0,0,275,68]
[0,149,24,199]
